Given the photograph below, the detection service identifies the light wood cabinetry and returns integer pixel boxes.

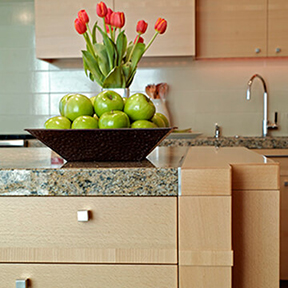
[196,0,288,58]
[1,264,177,288]
[35,0,195,59]
[253,148,288,280]
[114,0,195,57]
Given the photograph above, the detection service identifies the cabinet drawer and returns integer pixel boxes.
[1,263,177,288]
[0,197,177,263]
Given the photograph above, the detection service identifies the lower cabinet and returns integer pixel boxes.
[1,264,177,288]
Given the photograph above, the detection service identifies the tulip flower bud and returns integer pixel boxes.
[105,8,113,25]
[78,10,89,24]
[136,20,148,34]
[96,1,108,18]
[74,18,87,34]
[134,36,144,44]
[154,18,167,34]
[110,12,125,28]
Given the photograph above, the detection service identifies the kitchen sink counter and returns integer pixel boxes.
[161,135,288,149]
[0,146,187,196]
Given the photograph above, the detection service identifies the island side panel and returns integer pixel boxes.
[179,147,233,288]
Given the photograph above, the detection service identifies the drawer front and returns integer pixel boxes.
[0,197,177,263]
[1,264,177,288]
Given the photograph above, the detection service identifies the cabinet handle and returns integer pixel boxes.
[255,48,261,54]
[77,210,89,222]
[276,48,281,53]
[16,279,28,288]
[284,181,288,187]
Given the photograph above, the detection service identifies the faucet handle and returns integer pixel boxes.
[268,112,279,130]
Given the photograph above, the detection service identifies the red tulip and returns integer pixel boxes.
[105,8,113,25]
[134,36,144,44]
[136,20,148,34]
[96,2,108,18]
[110,12,125,28]
[78,10,89,24]
[154,18,167,34]
[74,18,87,34]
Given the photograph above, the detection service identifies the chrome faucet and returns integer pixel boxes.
[246,74,278,137]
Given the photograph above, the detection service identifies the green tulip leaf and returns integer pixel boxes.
[122,62,132,83]
[124,42,133,62]
[102,66,126,88]
[93,43,110,76]
[96,25,117,70]
[131,43,145,71]
[82,50,104,86]
[116,31,127,66]
[126,69,137,88]
[92,21,98,44]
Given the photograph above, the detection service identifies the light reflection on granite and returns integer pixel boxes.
[0,147,183,196]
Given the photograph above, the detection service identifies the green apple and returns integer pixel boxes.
[155,112,170,127]
[124,93,156,121]
[59,94,73,116]
[72,115,98,129]
[131,120,158,128]
[99,110,130,129]
[45,116,71,129]
[63,94,94,121]
[90,95,97,107]
[151,114,166,127]
[94,90,124,117]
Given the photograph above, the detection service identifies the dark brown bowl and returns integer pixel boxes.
[25,128,174,162]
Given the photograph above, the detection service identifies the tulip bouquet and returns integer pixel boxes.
[74,2,167,89]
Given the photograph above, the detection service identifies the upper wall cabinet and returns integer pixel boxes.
[114,0,195,57]
[35,0,195,59]
[196,0,288,58]
[268,0,288,57]
[34,0,113,59]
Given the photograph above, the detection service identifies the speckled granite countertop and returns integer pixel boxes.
[160,136,288,149]
[0,147,187,197]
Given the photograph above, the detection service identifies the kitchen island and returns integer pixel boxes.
[0,146,280,288]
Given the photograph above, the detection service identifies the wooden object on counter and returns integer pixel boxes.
[35,0,195,59]
[253,148,288,280]
[196,0,288,58]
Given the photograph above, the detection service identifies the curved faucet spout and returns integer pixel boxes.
[246,74,269,137]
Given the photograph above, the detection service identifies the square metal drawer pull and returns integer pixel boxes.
[77,210,89,222]
[16,279,27,288]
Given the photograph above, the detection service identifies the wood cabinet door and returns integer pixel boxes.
[268,0,288,57]
[35,0,113,58]
[114,0,195,57]
[196,0,267,58]
[0,197,177,264]
[1,264,177,288]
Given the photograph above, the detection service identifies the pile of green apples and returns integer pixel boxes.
[45,90,170,129]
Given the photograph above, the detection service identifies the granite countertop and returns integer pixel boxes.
[0,147,188,197]
[161,136,288,149]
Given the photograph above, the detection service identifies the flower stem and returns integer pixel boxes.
[86,24,93,39]
[144,31,159,53]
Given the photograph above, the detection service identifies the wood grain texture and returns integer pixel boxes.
[232,190,280,288]
[179,266,231,288]
[181,147,231,196]
[115,0,195,57]
[179,196,232,258]
[35,0,114,58]
[268,0,288,56]
[196,0,267,58]
[0,264,177,288]
[0,197,177,263]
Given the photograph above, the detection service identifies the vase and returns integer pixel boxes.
[101,88,130,98]
[151,99,171,123]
